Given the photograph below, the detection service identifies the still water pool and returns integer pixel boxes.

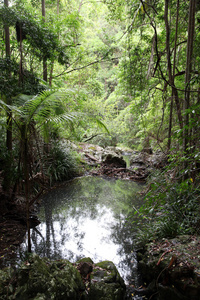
[22,176,144,286]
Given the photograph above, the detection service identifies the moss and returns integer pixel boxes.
[89,282,125,300]
[0,256,126,300]
[0,254,85,300]
[92,261,125,288]
[76,257,94,264]
[89,261,126,300]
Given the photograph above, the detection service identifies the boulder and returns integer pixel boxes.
[141,147,153,154]
[129,152,148,168]
[0,255,126,300]
[13,254,84,300]
[102,153,126,168]
[130,150,168,169]
[89,261,126,300]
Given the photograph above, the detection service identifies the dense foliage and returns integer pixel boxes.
[0,0,200,246]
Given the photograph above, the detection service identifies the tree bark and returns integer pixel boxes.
[184,0,196,154]
[164,0,183,132]
[2,0,13,192]
[57,0,60,14]
[168,0,180,150]
[4,0,12,152]
[42,0,47,82]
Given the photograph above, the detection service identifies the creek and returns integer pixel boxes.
[20,176,144,296]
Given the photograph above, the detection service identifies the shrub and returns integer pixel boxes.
[44,142,79,186]
[132,170,200,245]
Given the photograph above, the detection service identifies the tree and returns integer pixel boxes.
[4,0,12,151]
[0,89,76,251]
[184,0,196,158]
[42,0,47,82]
[102,0,199,156]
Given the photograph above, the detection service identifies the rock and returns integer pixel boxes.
[89,261,126,300]
[102,153,126,168]
[142,147,153,154]
[149,151,168,168]
[158,283,189,300]
[129,152,147,167]
[130,150,168,170]
[77,261,93,277]
[0,255,126,300]
[106,146,123,156]
[127,279,156,297]
[0,254,85,300]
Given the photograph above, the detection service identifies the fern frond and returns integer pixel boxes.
[22,90,56,120]
[46,113,77,125]
[94,118,110,134]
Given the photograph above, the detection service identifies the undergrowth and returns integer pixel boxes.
[132,169,200,246]
[44,141,79,186]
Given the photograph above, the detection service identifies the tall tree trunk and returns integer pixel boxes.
[19,24,24,85]
[3,0,12,193]
[42,0,47,81]
[49,0,60,86]
[4,0,12,152]
[164,0,183,131]
[49,61,54,86]
[25,138,31,253]
[184,0,196,154]
[21,124,31,252]
[168,0,179,150]
[57,0,60,14]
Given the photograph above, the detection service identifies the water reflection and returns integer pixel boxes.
[25,176,143,284]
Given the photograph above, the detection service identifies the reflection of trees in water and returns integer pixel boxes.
[30,177,143,276]
[30,195,89,261]
[31,199,64,260]
[110,213,140,285]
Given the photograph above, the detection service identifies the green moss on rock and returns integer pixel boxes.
[0,256,126,300]
[89,282,125,300]
[76,257,94,264]
[90,261,126,300]
[0,254,84,300]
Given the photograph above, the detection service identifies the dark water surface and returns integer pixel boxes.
[23,176,144,286]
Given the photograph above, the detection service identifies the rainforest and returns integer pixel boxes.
[0,0,200,299]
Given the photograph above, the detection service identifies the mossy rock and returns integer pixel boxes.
[76,257,94,264]
[88,281,125,300]
[89,261,126,300]
[0,254,85,300]
[0,256,126,300]
[92,261,124,285]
